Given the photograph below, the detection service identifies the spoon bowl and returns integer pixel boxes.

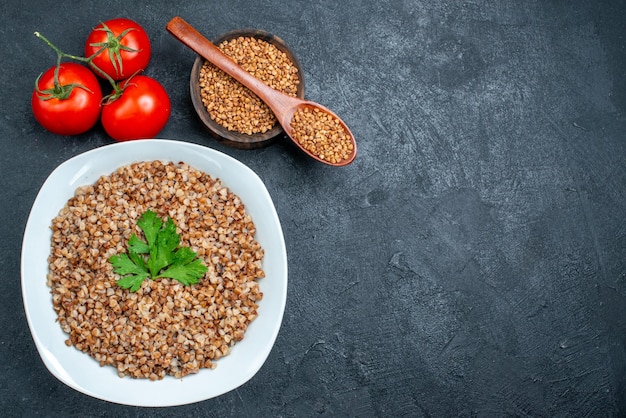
[167,16,357,166]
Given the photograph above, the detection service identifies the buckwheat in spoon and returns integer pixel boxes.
[166,16,357,166]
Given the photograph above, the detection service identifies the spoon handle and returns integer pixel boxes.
[166,16,298,118]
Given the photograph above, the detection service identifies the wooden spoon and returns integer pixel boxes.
[166,16,357,166]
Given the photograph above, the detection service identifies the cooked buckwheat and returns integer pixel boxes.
[47,161,265,380]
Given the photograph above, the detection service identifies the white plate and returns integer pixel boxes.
[21,139,288,407]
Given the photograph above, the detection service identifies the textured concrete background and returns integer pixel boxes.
[1,0,625,416]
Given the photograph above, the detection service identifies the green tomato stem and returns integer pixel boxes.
[34,31,120,99]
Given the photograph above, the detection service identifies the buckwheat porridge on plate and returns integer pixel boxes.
[47,160,265,380]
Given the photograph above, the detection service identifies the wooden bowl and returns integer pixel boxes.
[190,29,305,149]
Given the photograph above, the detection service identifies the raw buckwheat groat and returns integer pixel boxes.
[199,36,300,135]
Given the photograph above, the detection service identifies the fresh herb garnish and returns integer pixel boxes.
[109,210,208,292]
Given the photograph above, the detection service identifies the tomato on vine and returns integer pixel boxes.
[31,63,102,136]
[101,75,171,141]
[85,18,151,80]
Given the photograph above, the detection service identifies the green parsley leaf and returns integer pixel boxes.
[109,253,150,292]
[108,210,208,292]
[137,210,161,248]
[157,247,208,286]
[128,233,150,254]
[147,217,179,277]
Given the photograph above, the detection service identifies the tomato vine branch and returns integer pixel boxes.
[34,31,125,101]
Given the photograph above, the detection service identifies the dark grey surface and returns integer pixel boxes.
[2,0,625,416]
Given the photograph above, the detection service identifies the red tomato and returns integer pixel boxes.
[31,63,103,136]
[101,75,171,141]
[85,18,151,80]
